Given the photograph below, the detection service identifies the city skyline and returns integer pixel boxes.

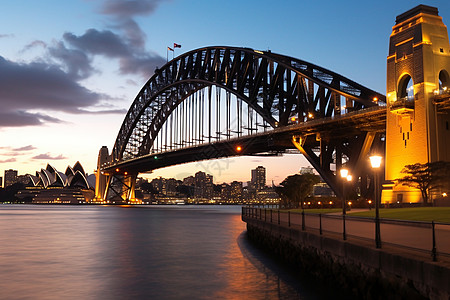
[1,0,450,185]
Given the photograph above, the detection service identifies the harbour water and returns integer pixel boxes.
[0,205,330,299]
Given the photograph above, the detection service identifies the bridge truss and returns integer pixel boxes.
[100,46,386,202]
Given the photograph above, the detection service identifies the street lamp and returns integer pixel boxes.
[340,168,351,241]
[370,155,383,248]
[340,168,349,215]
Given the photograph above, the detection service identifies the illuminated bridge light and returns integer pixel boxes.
[236,146,242,152]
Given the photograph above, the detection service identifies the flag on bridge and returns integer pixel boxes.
[167,47,174,51]
[174,43,181,48]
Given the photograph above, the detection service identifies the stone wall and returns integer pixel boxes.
[244,217,450,300]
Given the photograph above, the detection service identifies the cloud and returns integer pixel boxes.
[0,158,16,163]
[0,56,123,127]
[32,153,67,160]
[63,28,165,78]
[13,145,36,151]
[0,34,14,39]
[21,40,47,53]
[0,0,167,129]
[47,41,95,80]
[100,0,164,18]
[63,29,130,57]
[0,111,63,127]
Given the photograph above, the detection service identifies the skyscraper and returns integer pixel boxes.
[251,166,266,191]
[4,169,18,187]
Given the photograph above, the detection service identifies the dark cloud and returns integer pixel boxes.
[0,0,167,128]
[0,111,63,127]
[13,145,37,151]
[32,153,67,160]
[47,41,94,80]
[0,56,100,111]
[118,54,164,78]
[63,29,130,57]
[100,0,164,18]
[63,29,165,78]
[0,56,124,127]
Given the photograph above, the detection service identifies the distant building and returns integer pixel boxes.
[17,175,31,185]
[300,166,315,175]
[251,166,266,191]
[313,182,335,197]
[4,169,18,187]
[183,176,195,186]
[193,171,213,199]
[17,162,95,203]
[230,181,243,202]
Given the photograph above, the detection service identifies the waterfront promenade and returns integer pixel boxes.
[242,207,450,299]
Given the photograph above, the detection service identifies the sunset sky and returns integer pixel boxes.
[1,0,450,185]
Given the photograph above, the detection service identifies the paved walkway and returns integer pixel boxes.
[246,208,450,263]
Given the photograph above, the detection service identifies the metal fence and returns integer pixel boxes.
[242,207,450,262]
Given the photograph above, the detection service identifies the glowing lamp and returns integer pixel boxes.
[340,168,349,178]
[346,174,353,182]
[236,146,242,152]
[369,155,383,169]
[116,168,120,172]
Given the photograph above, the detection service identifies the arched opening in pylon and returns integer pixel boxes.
[398,74,414,101]
[439,69,450,91]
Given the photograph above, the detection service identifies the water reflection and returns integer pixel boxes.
[0,205,323,299]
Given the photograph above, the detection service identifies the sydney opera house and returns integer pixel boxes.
[16,162,96,204]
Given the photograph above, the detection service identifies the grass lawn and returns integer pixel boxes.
[348,207,450,223]
[282,208,342,214]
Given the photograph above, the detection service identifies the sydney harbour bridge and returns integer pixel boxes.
[95,46,387,202]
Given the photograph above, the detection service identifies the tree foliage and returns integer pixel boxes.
[396,161,450,205]
[276,173,320,208]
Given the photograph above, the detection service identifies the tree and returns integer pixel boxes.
[396,161,450,205]
[276,173,320,208]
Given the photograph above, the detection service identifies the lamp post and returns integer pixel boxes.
[340,168,351,240]
[339,169,349,215]
[370,155,383,249]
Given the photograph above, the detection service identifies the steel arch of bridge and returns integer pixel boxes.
[101,46,387,202]
[112,46,385,163]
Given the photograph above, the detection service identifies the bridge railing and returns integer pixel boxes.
[242,207,450,262]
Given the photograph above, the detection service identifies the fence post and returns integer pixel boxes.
[319,213,322,235]
[343,214,347,240]
[288,211,291,227]
[278,210,280,225]
[302,210,305,230]
[432,221,437,262]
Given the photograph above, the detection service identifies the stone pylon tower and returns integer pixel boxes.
[95,146,110,201]
[384,5,450,203]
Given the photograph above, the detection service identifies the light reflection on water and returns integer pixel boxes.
[0,205,322,299]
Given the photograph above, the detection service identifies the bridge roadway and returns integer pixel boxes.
[102,106,386,175]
